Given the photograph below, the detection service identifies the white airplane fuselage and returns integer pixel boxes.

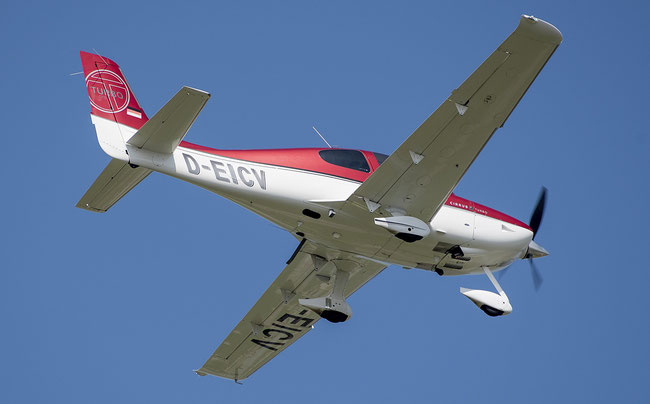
[77,18,561,377]
[115,122,533,276]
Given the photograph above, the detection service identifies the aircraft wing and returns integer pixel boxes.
[76,158,151,212]
[346,16,562,221]
[196,239,386,380]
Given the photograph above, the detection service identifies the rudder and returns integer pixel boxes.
[80,51,148,160]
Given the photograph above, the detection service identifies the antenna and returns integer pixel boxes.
[312,126,332,148]
[92,47,110,66]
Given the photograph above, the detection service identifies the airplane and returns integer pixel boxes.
[76,15,561,381]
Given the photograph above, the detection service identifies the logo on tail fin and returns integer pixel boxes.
[85,69,130,113]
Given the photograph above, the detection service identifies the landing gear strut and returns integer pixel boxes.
[460,267,513,317]
[299,260,355,323]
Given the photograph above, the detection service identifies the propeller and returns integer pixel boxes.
[529,259,543,291]
[498,187,547,290]
[529,187,547,240]
[526,187,547,290]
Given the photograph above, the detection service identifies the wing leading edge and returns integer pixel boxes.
[345,16,562,221]
[196,240,386,380]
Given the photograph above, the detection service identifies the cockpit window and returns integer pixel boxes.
[373,152,389,166]
[318,149,370,173]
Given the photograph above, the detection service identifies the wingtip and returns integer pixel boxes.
[182,86,211,98]
[519,15,563,45]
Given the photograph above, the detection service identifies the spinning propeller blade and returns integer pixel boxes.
[529,257,543,291]
[529,187,547,239]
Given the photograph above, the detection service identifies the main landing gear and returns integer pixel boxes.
[299,260,355,323]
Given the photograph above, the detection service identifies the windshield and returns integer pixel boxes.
[373,152,389,165]
[318,149,370,172]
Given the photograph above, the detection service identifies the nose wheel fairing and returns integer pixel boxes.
[461,267,513,316]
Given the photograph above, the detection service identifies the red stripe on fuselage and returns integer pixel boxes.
[180,141,373,182]
[179,141,531,230]
[446,194,531,231]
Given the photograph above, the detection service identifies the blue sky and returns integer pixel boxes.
[1,1,648,402]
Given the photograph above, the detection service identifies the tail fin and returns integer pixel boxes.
[80,51,148,160]
[77,52,211,213]
[78,51,152,212]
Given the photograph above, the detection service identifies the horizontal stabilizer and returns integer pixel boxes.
[76,159,151,213]
[127,86,210,154]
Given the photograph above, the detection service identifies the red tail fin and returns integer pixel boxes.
[80,51,148,130]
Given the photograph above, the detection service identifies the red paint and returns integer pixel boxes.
[79,51,148,130]
[78,52,531,231]
[364,151,382,171]
[446,194,531,231]
[180,141,373,182]
[181,141,530,229]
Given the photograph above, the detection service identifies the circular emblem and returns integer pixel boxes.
[85,69,130,113]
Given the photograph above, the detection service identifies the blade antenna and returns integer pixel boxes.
[92,47,110,67]
[312,126,332,148]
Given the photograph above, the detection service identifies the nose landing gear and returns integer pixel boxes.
[460,267,513,316]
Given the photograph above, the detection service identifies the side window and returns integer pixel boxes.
[373,152,389,166]
[318,150,370,173]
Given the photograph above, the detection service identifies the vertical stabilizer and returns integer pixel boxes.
[80,51,149,160]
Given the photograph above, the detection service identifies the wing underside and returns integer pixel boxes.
[196,240,386,380]
[197,16,561,382]
[345,16,562,222]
